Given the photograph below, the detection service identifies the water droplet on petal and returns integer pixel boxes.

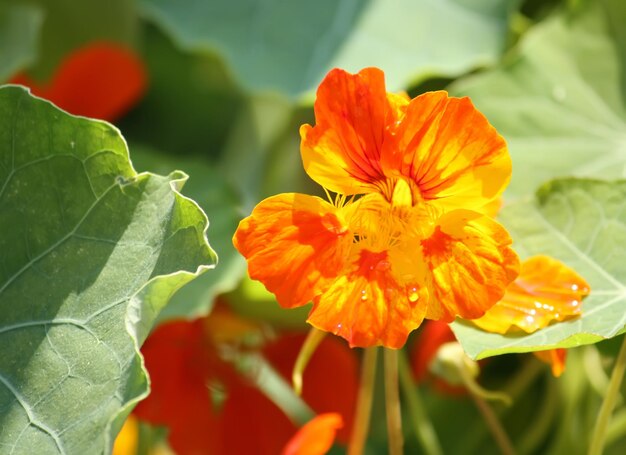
[360,290,368,301]
[571,283,579,291]
[408,287,419,303]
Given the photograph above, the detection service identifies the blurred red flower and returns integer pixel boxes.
[10,42,146,121]
[133,308,357,454]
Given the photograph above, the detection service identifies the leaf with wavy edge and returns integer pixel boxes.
[452,179,626,359]
[451,1,626,199]
[0,86,216,454]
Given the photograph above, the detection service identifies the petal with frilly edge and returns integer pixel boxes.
[382,91,510,212]
[422,210,519,321]
[308,248,428,349]
[472,256,590,334]
[233,194,352,309]
[300,68,408,195]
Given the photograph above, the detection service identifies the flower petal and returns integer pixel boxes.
[422,210,519,321]
[11,42,146,121]
[282,413,343,455]
[473,256,590,334]
[308,248,428,348]
[233,193,351,308]
[112,416,138,455]
[383,91,510,212]
[301,67,407,195]
[533,349,567,377]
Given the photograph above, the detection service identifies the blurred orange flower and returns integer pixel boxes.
[133,309,357,454]
[282,413,343,455]
[534,348,567,377]
[234,67,519,348]
[10,42,146,121]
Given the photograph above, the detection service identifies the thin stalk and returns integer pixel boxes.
[461,368,516,455]
[588,334,626,455]
[348,347,378,455]
[470,392,517,455]
[397,350,443,455]
[385,349,403,455]
[292,328,326,395]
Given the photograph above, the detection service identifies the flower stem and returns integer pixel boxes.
[349,347,378,455]
[470,391,516,455]
[588,334,626,455]
[292,328,326,395]
[385,349,403,455]
[460,367,515,455]
[397,350,443,455]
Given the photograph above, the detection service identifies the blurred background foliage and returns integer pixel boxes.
[2,0,626,453]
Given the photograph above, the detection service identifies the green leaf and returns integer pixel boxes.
[140,0,518,96]
[5,0,137,80]
[119,25,243,159]
[0,86,215,453]
[451,1,626,199]
[130,145,245,321]
[0,4,43,82]
[452,179,626,359]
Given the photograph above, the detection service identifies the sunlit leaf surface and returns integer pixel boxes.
[453,179,626,359]
[140,0,518,96]
[0,87,215,454]
[451,1,626,198]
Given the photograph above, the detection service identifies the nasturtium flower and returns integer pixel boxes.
[234,67,519,348]
[10,42,146,121]
[472,255,590,334]
[134,307,357,455]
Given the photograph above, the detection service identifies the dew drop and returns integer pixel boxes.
[571,284,579,291]
[408,287,419,302]
[337,323,342,330]
[360,289,368,301]
[525,315,535,324]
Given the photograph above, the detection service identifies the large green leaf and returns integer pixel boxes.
[452,179,626,359]
[129,145,245,321]
[0,4,43,82]
[0,86,215,454]
[140,0,518,96]
[451,1,626,199]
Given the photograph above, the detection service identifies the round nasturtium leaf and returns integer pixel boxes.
[0,86,215,454]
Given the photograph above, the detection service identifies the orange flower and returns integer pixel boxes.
[10,42,146,121]
[534,349,567,377]
[472,255,590,334]
[234,67,519,348]
[133,310,358,454]
[282,413,343,455]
